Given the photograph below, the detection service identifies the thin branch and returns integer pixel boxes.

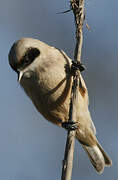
[61,73,79,180]
[61,1,85,180]
[71,0,85,62]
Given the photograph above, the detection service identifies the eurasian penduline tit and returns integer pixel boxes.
[9,38,112,174]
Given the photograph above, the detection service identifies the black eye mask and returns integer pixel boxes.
[18,47,40,70]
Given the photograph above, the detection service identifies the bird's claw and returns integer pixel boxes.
[71,61,86,75]
[62,121,78,131]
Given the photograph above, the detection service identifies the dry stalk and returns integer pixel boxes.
[61,1,85,180]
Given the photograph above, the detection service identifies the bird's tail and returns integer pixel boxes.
[82,141,112,174]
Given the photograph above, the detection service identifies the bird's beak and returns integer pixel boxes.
[17,71,23,82]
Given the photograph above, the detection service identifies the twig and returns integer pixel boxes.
[71,0,85,62]
[61,1,85,180]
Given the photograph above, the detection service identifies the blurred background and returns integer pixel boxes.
[0,0,118,179]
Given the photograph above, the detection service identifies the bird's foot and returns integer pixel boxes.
[62,121,78,131]
[71,61,86,75]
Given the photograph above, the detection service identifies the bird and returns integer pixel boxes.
[8,37,112,174]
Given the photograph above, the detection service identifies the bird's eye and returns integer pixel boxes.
[19,47,40,69]
[23,47,40,65]
[26,48,40,62]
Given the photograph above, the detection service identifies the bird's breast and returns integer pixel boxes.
[20,67,72,124]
